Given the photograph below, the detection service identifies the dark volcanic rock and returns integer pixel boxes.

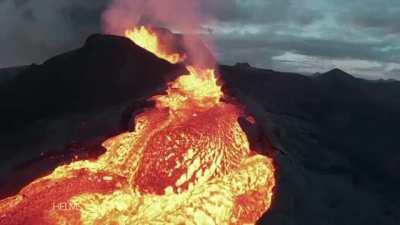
[0,34,184,133]
[220,65,400,225]
[0,35,399,225]
[0,34,184,197]
[0,66,29,85]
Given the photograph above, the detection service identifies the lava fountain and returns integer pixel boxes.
[0,26,275,225]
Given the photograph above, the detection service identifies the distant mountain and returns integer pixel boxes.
[318,68,354,78]
[220,63,400,224]
[0,35,399,225]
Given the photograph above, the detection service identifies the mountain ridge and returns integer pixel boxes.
[0,34,399,225]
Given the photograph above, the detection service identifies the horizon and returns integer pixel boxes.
[0,0,399,79]
[2,54,397,82]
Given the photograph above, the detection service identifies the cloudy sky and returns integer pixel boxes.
[0,0,399,79]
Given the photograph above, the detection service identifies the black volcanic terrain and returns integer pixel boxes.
[0,35,399,225]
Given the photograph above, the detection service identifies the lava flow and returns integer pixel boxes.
[0,26,275,225]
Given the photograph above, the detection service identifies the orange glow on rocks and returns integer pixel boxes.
[154,66,223,110]
[0,26,275,225]
[125,26,184,64]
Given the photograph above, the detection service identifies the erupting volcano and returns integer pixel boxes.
[0,26,275,225]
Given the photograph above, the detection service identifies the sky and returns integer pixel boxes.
[0,0,399,79]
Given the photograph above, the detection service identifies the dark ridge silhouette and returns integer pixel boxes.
[0,35,399,225]
[321,68,354,78]
[219,64,400,224]
[0,34,185,133]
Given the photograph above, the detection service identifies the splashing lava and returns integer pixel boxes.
[0,26,275,225]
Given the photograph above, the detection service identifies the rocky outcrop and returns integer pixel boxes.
[220,65,400,225]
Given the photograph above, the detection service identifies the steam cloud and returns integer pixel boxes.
[0,0,107,68]
[102,0,202,34]
[102,0,216,67]
[0,0,398,78]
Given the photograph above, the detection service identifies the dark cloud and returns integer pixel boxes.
[338,0,400,35]
[217,31,399,63]
[209,0,400,78]
[387,69,400,79]
[203,0,290,23]
[0,0,108,67]
[200,0,323,28]
[0,0,399,79]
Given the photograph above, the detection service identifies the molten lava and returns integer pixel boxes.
[0,26,275,225]
[125,26,184,64]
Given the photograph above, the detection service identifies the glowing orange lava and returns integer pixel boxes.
[0,26,275,225]
[125,26,184,64]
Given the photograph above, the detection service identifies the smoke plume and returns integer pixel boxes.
[102,0,216,67]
